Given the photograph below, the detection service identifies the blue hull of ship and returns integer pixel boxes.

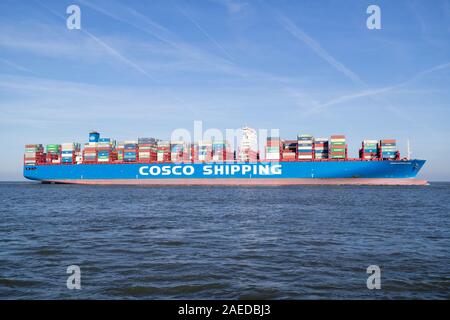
[24,160,426,183]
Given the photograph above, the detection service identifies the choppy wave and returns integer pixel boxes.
[0,182,449,299]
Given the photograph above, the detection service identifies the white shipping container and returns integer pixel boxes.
[97,158,109,162]
[298,155,313,159]
[381,148,397,151]
[363,140,378,144]
[198,141,213,146]
[170,140,185,145]
[62,143,76,148]
[265,153,280,160]
[297,140,313,144]
[24,152,37,157]
[330,138,346,143]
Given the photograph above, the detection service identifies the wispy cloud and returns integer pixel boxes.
[212,0,249,14]
[34,0,154,80]
[77,0,298,84]
[175,2,234,61]
[277,13,365,87]
[83,30,155,80]
[78,0,247,77]
[274,9,449,130]
[0,57,30,73]
[303,61,450,114]
[408,1,446,49]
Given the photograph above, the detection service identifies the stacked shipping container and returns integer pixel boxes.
[61,143,80,164]
[97,138,112,163]
[265,137,280,160]
[329,135,347,159]
[24,144,45,165]
[360,140,379,160]
[157,140,171,162]
[46,144,61,164]
[171,141,190,162]
[196,141,212,162]
[212,140,230,162]
[24,131,406,165]
[83,142,97,163]
[314,138,328,159]
[281,140,297,161]
[297,134,314,160]
[380,139,398,159]
[123,141,138,162]
[138,138,157,163]
[117,143,124,161]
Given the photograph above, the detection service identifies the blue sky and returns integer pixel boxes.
[0,0,449,180]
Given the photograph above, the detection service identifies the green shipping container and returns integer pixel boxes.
[330,142,345,146]
[330,148,346,152]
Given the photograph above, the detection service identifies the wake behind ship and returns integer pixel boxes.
[23,129,427,185]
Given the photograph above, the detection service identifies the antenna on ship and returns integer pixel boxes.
[407,139,411,160]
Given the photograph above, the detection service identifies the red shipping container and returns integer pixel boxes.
[266,141,281,147]
[329,152,346,156]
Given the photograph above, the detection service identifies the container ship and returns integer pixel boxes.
[23,129,427,185]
